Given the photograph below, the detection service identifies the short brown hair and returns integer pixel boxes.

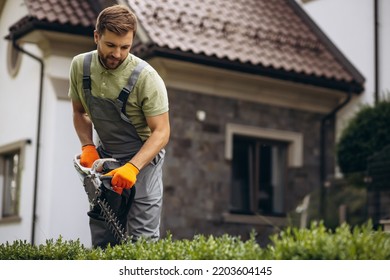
[95,5,137,37]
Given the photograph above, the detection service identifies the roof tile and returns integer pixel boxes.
[129,0,360,85]
[24,0,96,27]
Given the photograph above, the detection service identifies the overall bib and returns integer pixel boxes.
[82,52,164,247]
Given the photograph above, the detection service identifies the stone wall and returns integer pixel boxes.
[160,88,335,243]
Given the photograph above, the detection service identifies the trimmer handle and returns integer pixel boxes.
[100,175,113,190]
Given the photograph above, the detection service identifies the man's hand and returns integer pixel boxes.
[105,162,139,191]
[80,144,100,168]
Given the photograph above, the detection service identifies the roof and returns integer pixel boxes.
[128,0,365,93]
[6,0,365,93]
[7,0,97,39]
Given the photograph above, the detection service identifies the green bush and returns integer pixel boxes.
[1,222,390,260]
[0,233,265,260]
[267,221,390,259]
[336,100,390,174]
[0,238,88,260]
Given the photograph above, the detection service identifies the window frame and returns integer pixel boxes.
[224,123,303,225]
[0,139,29,223]
[225,123,303,167]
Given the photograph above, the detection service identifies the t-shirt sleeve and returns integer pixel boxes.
[138,68,169,117]
[68,56,81,101]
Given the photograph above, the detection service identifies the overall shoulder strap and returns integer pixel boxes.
[82,52,93,91]
[117,59,148,114]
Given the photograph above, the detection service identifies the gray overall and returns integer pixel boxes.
[82,52,164,247]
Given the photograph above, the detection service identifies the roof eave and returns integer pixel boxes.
[5,17,94,42]
[134,45,364,94]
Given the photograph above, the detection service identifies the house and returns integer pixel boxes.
[0,0,365,246]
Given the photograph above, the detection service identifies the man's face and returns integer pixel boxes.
[94,29,134,70]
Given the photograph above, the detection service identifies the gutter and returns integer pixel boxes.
[374,0,379,104]
[12,40,44,246]
[319,91,352,219]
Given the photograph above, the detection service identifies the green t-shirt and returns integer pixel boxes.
[68,50,169,141]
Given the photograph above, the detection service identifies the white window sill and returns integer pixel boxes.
[0,216,22,224]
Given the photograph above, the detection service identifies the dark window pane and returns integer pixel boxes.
[231,135,287,216]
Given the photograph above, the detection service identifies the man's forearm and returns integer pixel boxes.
[129,112,170,170]
[73,112,94,146]
[129,129,169,170]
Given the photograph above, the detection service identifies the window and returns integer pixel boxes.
[230,135,287,215]
[0,140,28,221]
[1,152,20,217]
[225,123,303,218]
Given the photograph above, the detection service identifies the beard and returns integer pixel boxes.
[97,46,124,70]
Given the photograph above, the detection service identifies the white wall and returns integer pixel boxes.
[0,0,92,246]
[32,55,91,246]
[0,0,37,243]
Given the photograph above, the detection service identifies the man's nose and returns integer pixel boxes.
[112,47,121,58]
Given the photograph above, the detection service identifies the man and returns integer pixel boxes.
[68,5,170,247]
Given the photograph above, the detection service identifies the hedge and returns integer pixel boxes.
[1,221,390,260]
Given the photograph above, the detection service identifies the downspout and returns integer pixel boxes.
[12,40,44,246]
[374,0,379,104]
[319,91,352,220]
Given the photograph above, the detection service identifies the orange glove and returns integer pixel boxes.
[105,162,139,191]
[80,144,100,168]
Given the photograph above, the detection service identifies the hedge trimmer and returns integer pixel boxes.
[73,156,134,243]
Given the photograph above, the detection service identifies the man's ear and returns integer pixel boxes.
[93,30,99,44]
